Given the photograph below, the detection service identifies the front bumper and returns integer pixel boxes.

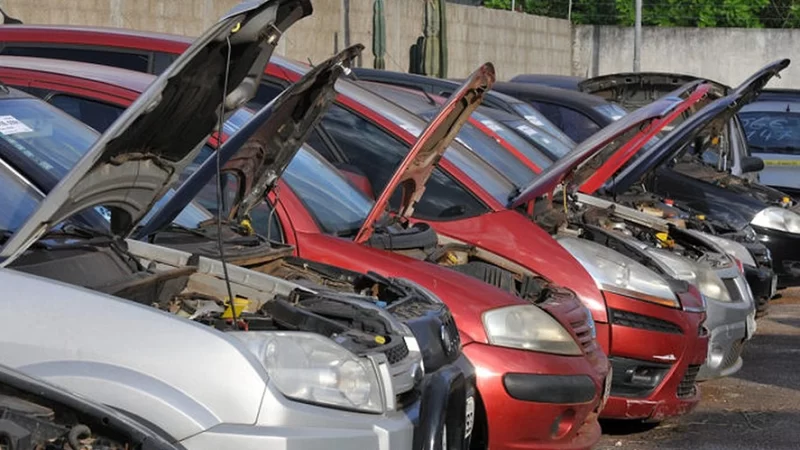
[463,342,608,450]
[698,272,755,380]
[600,291,708,422]
[180,354,475,450]
[753,225,800,288]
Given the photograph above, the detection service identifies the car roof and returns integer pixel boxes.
[740,101,800,113]
[0,24,194,45]
[508,74,585,90]
[491,80,609,108]
[0,55,154,93]
[753,88,800,104]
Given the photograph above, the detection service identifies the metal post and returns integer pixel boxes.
[568,0,573,22]
[633,0,642,72]
[511,0,515,11]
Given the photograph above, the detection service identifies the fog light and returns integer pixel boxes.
[626,367,663,388]
[707,344,725,369]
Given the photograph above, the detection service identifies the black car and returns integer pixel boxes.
[605,59,800,288]
[489,81,629,143]
[508,73,584,91]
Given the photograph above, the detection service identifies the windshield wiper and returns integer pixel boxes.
[45,223,110,240]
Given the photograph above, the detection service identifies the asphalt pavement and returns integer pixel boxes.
[596,287,800,450]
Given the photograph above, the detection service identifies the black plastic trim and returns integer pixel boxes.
[502,373,596,404]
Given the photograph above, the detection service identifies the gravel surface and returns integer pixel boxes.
[596,287,800,450]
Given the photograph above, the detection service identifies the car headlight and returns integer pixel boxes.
[482,305,583,356]
[645,249,732,303]
[231,332,390,413]
[558,237,680,309]
[688,230,757,267]
[752,207,800,234]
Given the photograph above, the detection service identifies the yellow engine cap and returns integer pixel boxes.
[222,296,251,319]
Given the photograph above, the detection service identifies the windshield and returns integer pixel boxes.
[509,101,575,144]
[222,108,256,137]
[0,97,100,234]
[740,111,800,154]
[0,98,98,185]
[419,110,535,189]
[282,146,374,235]
[594,103,628,121]
[473,111,553,170]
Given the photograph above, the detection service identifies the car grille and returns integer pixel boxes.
[538,287,599,354]
[722,278,745,303]
[442,311,461,352]
[609,309,683,334]
[608,356,671,398]
[722,339,745,371]
[385,339,410,364]
[677,365,701,398]
[570,317,596,353]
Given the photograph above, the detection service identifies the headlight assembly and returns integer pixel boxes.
[231,332,391,413]
[692,232,756,267]
[482,305,583,356]
[752,207,800,234]
[558,237,680,309]
[645,249,732,303]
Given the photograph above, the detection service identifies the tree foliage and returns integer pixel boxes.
[482,0,800,28]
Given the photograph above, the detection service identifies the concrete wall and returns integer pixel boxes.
[573,25,800,88]
[0,0,574,80]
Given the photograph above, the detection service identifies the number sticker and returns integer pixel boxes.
[0,115,33,135]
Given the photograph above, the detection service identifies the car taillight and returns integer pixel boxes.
[734,257,744,275]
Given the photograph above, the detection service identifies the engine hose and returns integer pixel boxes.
[67,424,91,449]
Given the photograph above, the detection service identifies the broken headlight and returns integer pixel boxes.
[231,332,391,413]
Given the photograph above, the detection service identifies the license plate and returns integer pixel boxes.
[464,396,475,439]
[746,311,757,340]
[771,275,778,298]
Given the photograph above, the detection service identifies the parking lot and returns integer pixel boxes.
[598,287,800,450]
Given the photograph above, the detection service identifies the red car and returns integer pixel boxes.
[1,55,610,450]
[0,26,707,424]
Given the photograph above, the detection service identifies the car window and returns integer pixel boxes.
[152,52,178,74]
[507,119,573,163]
[531,101,601,143]
[593,103,628,121]
[249,82,287,111]
[0,98,98,184]
[473,112,553,170]
[318,104,491,219]
[48,94,125,133]
[740,111,800,155]
[508,101,575,145]
[283,146,374,235]
[0,161,42,233]
[0,45,149,73]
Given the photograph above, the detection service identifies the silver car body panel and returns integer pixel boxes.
[0,267,416,450]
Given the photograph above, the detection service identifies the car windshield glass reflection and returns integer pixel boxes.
[282,146,374,236]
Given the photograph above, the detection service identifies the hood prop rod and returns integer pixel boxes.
[216,33,239,326]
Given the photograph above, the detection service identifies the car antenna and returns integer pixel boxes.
[216,31,239,326]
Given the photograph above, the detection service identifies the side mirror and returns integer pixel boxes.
[741,156,765,173]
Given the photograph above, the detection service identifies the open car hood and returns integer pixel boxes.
[353,63,495,244]
[609,59,790,194]
[135,45,363,239]
[0,0,311,266]
[579,72,729,109]
[509,81,712,209]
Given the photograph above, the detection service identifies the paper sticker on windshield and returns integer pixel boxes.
[524,115,545,126]
[0,115,33,135]
[480,119,503,132]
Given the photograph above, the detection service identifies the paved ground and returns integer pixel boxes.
[596,287,800,450]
